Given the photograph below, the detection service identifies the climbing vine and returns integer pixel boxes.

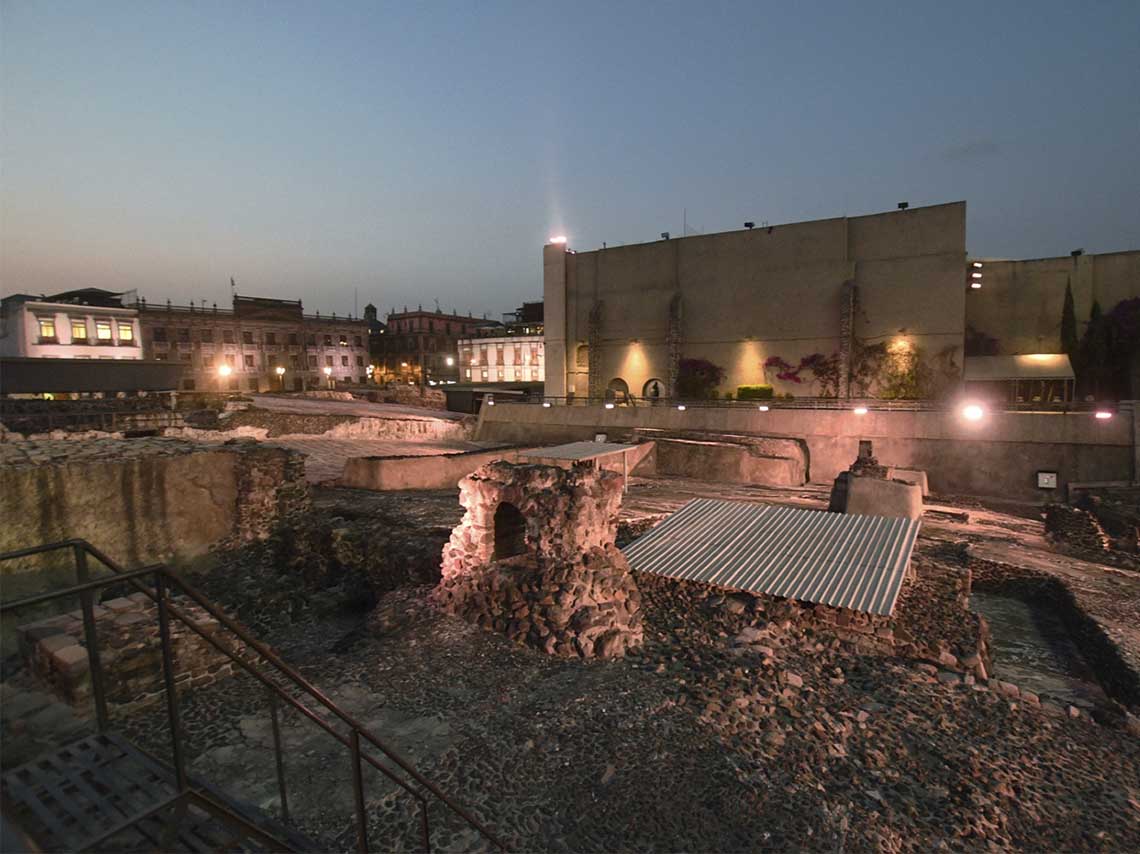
[763,353,841,397]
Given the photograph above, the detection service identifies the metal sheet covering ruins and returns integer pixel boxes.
[622,498,920,616]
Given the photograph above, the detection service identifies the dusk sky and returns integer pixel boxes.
[3,0,1138,318]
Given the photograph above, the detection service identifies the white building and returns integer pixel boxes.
[0,291,142,360]
[457,334,544,384]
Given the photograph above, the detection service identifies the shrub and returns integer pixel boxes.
[737,384,774,400]
[723,391,734,401]
[677,358,726,399]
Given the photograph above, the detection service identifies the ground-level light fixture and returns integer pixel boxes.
[217,364,232,377]
[853,406,868,415]
[1094,410,1113,420]
[542,401,552,408]
[757,405,769,412]
[962,403,985,421]
[604,402,615,409]
[677,404,686,411]
[445,356,455,366]
[401,361,408,367]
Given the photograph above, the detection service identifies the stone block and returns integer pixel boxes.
[103,597,136,613]
[38,634,78,655]
[887,467,930,496]
[51,644,90,675]
[844,475,924,520]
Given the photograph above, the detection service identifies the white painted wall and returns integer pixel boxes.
[0,301,142,360]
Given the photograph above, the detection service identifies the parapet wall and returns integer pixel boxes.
[478,403,1134,500]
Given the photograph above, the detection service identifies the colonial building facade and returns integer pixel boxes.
[0,289,142,360]
[375,307,483,385]
[457,301,545,384]
[135,295,371,392]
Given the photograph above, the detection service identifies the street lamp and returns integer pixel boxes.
[323,365,333,388]
[445,356,455,367]
[275,365,286,391]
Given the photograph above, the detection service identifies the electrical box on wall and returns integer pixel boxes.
[1036,471,1058,490]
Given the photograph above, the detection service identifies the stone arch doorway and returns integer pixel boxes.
[642,378,665,401]
[606,377,630,404]
[493,502,527,560]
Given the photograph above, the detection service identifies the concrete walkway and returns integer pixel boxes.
[270,437,498,483]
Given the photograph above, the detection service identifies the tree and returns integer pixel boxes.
[1080,300,1110,399]
[676,358,725,399]
[1061,279,1078,359]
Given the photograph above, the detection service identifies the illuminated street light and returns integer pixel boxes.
[604,402,615,410]
[1094,410,1113,420]
[275,366,285,375]
[323,366,332,376]
[853,406,868,416]
[962,404,985,421]
[445,356,455,366]
[217,364,232,377]
[542,401,552,408]
[677,404,686,411]
[757,405,769,412]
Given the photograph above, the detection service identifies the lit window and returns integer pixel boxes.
[117,322,134,342]
[38,317,57,340]
[71,319,88,341]
[244,354,254,368]
[96,320,113,341]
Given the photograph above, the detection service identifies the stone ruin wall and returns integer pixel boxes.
[17,591,239,714]
[434,461,644,659]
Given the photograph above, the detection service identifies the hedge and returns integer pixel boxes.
[736,384,774,400]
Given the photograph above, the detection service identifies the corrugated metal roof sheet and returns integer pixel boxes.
[519,441,635,462]
[622,499,920,616]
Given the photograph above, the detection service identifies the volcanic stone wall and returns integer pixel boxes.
[434,461,643,659]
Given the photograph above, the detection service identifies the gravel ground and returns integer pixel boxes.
[114,556,1140,853]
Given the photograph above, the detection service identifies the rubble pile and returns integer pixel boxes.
[434,461,643,658]
[1044,503,1112,553]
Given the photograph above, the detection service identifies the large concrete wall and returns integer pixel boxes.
[545,202,967,399]
[477,403,1133,502]
[966,250,1140,355]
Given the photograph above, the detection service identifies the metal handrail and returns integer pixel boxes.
[0,540,507,853]
[495,394,1119,413]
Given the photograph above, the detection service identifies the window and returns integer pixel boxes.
[481,369,488,380]
[324,335,333,346]
[203,355,214,368]
[180,352,192,362]
[308,355,317,368]
[265,332,276,345]
[178,328,190,343]
[70,319,88,342]
[428,321,434,333]
[182,379,196,391]
[153,327,168,342]
[356,355,364,367]
[341,355,349,367]
[325,355,333,367]
[288,333,299,345]
[95,320,113,343]
[353,335,362,347]
[225,354,236,366]
[242,331,253,344]
[268,356,278,368]
[223,329,234,344]
[118,322,134,343]
[244,354,255,368]
[465,368,471,379]
[37,317,57,342]
[200,329,214,343]
[338,334,348,346]
[228,378,240,391]
[306,334,316,346]
[291,355,301,369]
[154,352,168,361]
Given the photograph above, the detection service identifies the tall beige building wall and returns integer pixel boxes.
[965,250,1140,355]
[544,202,967,399]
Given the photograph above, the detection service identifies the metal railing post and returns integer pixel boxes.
[73,544,110,732]
[350,729,370,853]
[155,570,187,791]
[268,689,290,823]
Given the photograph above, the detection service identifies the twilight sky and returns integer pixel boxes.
[3,0,1138,318]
